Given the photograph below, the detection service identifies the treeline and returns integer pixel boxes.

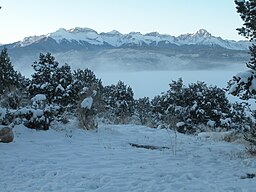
[0,48,254,135]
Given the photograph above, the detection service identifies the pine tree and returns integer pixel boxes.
[0,48,19,94]
[53,63,73,106]
[187,82,230,127]
[134,97,153,126]
[228,0,256,152]
[151,78,187,128]
[114,81,134,123]
[152,79,232,133]
[247,44,256,70]
[73,69,100,90]
[28,53,59,103]
[102,81,135,124]
[235,0,256,70]
[235,0,256,41]
[73,68,104,129]
[228,1,256,99]
[72,68,103,111]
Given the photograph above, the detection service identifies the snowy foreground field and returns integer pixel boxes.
[1,120,256,192]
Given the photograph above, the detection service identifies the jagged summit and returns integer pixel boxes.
[178,29,212,40]
[106,30,122,35]
[194,29,212,37]
[68,27,98,34]
[145,32,161,37]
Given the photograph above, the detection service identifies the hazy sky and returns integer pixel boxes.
[0,0,245,44]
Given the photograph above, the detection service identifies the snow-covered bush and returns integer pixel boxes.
[31,94,47,109]
[175,121,195,134]
[77,89,98,130]
[2,93,60,130]
[152,79,232,133]
[229,102,253,131]
[18,108,50,130]
[187,81,230,128]
[0,108,13,126]
[227,70,256,100]
[0,88,22,109]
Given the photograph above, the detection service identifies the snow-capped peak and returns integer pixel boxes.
[178,29,212,40]
[194,29,212,38]
[107,30,122,35]
[19,35,47,47]
[68,27,98,34]
[54,28,67,33]
[49,27,102,45]
[145,32,161,37]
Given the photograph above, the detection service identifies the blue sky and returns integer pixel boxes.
[0,0,244,44]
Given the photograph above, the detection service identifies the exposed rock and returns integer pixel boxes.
[0,127,14,143]
[129,143,170,150]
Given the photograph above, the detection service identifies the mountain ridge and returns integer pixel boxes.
[6,27,250,51]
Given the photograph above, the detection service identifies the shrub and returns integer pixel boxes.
[77,87,98,130]
[152,79,233,133]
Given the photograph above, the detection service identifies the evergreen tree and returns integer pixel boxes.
[28,53,58,103]
[230,102,253,131]
[103,81,135,124]
[72,68,103,112]
[234,0,256,70]
[187,82,230,127]
[134,97,153,126]
[0,48,19,94]
[113,81,134,123]
[53,63,73,106]
[247,44,256,70]
[235,0,256,41]
[73,69,101,91]
[152,79,232,133]
[151,78,187,128]
[228,1,256,99]
[228,1,256,98]
[227,0,256,152]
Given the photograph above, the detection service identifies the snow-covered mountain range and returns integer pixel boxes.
[0,27,250,75]
[13,27,249,50]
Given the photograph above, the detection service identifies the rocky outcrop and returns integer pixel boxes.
[0,127,14,143]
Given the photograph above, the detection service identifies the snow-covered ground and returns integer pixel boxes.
[1,120,256,192]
